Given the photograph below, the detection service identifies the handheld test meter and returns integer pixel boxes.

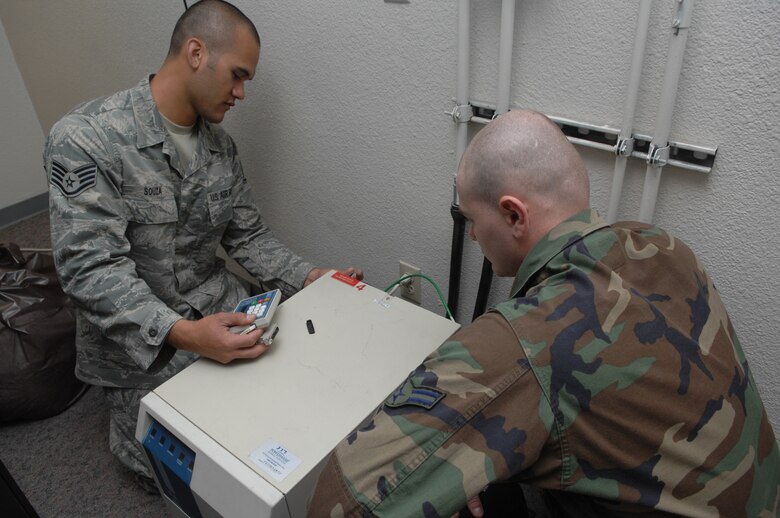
[229,289,281,335]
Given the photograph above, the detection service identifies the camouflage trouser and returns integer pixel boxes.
[100,350,199,479]
[103,386,153,479]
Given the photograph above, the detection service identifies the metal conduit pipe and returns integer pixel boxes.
[454,0,471,178]
[495,0,516,116]
[639,0,695,223]
[472,0,517,321]
[446,0,471,321]
[608,0,653,223]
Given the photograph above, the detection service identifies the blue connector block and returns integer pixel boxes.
[143,419,195,486]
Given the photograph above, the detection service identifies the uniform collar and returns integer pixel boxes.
[509,208,609,297]
[130,76,221,153]
[131,77,165,149]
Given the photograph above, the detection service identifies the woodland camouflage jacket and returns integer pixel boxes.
[309,209,779,517]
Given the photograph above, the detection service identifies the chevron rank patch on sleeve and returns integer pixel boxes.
[385,378,445,410]
[50,160,97,197]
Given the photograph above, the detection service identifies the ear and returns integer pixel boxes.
[185,37,206,70]
[498,195,528,239]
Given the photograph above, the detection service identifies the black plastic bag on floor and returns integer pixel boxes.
[0,242,85,422]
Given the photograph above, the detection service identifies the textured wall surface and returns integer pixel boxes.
[1,0,777,431]
[0,18,45,210]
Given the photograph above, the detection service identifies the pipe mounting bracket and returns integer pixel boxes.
[448,103,473,124]
[465,100,717,173]
[647,143,671,166]
[673,0,694,34]
[615,137,635,157]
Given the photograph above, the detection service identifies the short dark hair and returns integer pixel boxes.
[459,110,589,208]
[167,0,260,58]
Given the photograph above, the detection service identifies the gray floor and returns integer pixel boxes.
[0,212,169,517]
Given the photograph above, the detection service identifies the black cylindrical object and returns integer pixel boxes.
[472,256,493,321]
[447,203,467,321]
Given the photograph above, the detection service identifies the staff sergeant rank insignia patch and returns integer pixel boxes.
[50,160,97,197]
[385,378,445,410]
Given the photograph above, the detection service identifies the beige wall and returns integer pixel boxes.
[0,1,179,133]
[0,17,45,211]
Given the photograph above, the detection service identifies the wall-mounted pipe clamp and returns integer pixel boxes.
[461,101,717,173]
[448,102,473,124]
[647,143,671,166]
[673,0,694,34]
[615,137,635,157]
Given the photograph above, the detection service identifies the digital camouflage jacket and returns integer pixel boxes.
[308,209,779,517]
[44,78,313,389]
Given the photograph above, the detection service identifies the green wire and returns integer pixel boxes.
[384,273,455,321]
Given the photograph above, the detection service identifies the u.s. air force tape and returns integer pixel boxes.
[50,160,97,197]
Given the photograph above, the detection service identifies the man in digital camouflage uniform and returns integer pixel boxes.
[44,0,359,491]
[308,110,779,517]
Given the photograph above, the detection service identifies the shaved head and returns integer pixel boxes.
[167,0,260,59]
[458,110,589,214]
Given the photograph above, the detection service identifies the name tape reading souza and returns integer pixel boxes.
[250,440,302,482]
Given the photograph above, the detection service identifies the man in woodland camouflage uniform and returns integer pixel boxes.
[44,0,359,491]
[308,110,779,516]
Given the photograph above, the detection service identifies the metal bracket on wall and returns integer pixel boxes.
[462,100,718,174]
[647,143,671,166]
[673,0,694,35]
[615,137,635,157]
[448,103,474,124]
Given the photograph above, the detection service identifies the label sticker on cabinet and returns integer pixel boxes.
[249,440,302,482]
[332,271,359,286]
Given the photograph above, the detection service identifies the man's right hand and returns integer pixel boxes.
[166,312,268,364]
